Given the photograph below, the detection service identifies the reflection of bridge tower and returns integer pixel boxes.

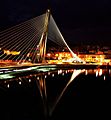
[39,9,50,63]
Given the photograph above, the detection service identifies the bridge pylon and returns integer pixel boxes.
[38,9,50,63]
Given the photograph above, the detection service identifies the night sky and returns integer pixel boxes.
[1,0,111,46]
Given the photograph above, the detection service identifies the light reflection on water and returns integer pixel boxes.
[0,68,111,119]
[0,68,110,88]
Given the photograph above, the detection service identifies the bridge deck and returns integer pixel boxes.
[0,62,110,69]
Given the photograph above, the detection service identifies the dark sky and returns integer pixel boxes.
[1,0,111,46]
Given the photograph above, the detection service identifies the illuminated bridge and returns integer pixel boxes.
[0,9,85,68]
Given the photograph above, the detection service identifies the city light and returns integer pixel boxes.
[4,50,20,55]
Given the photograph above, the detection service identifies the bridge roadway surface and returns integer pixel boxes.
[0,62,110,71]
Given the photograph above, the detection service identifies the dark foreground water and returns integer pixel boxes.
[0,68,111,120]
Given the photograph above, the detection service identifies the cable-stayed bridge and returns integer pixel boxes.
[0,9,84,68]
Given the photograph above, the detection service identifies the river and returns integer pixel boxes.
[0,68,111,119]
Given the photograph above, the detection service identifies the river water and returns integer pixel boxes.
[0,68,111,120]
